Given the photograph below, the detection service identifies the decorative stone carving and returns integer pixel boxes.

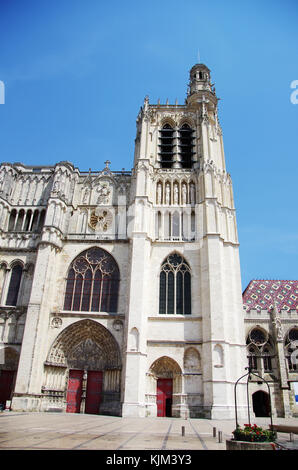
[113,320,123,331]
[46,319,121,369]
[68,338,104,370]
[51,317,62,329]
[173,184,179,204]
[96,182,111,205]
[181,184,187,204]
[149,356,181,378]
[88,209,113,232]
[184,348,201,372]
[165,184,171,205]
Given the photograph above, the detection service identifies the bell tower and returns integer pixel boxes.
[122,62,247,419]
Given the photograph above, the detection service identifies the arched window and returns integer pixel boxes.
[246,327,274,373]
[63,247,120,313]
[179,124,195,169]
[285,328,298,372]
[159,124,174,168]
[159,253,191,315]
[6,264,23,306]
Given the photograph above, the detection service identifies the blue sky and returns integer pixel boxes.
[0,0,297,290]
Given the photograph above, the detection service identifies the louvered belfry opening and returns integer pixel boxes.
[159,124,175,168]
[179,124,195,169]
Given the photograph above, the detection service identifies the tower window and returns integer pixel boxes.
[159,124,174,169]
[6,264,23,306]
[179,124,194,169]
[159,253,191,315]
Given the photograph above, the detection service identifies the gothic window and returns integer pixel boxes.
[159,253,191,315]
[262,347,273,372]
[246,328,274,374]
[159,124,175,169]
[63,247,120,313]
[178,124,195,169]
[285,328,298,372]
[247,346,258,371]
[8,209,17,231]
[6,264,23,306]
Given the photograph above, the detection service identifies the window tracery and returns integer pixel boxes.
[63,247,119,313]
[159,253,191,315]
[246,328,274,373]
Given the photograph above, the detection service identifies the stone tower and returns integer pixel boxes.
[0,62,247,419]
[121,63,247,419]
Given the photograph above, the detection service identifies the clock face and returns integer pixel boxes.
[89,209,113,232]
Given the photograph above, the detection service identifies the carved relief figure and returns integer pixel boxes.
[182,184,187,204]
[89,209,113,232]
[173,184,179,205]
[165,184,171,205]
[97,182,111,205]
[190,183,196,205]
[157,183,162,205]
[52,175,61,193]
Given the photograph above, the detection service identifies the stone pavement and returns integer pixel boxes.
[0,411,297,451]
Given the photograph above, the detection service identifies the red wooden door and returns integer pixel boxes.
[0,371,16,408]
[66,370,83,413]
[85,371,103,414]
[157,378,173,417]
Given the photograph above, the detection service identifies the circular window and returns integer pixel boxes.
[249,328,267,346]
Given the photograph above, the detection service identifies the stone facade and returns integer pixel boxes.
[0,63,296,419]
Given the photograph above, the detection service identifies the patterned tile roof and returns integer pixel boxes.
[242,280,298,312]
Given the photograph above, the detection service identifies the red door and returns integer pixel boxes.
[85,371,103,414]
[157,378,173,417]
[0,371,16,408]
[66,370,83,413]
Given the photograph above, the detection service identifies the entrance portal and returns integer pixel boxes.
[45,320,122,415]
[66,370,103,414]
[157,378,173,417]
[252,390,271,417]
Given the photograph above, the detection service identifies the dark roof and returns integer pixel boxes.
[242,280,298,312]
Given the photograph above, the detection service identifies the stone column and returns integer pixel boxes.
[270,304,291,417]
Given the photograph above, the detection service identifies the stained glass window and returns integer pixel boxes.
[64,247,119,313]
[159,253,191,315]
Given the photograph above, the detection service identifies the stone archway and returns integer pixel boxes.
[44,319,122,415]
[149,356,182,417]
[252,390,271,417]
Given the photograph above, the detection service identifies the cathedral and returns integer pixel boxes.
[0,63,297,419]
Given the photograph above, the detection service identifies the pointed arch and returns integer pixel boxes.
[159,252,191,315]
[63,247,120,313]
[184,347,201,372]
[149,356,182,378]
[46,319,121,370]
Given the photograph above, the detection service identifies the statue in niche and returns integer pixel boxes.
[182,184,187,204]
[190,183,196,204]
[157,183,162,205]
[173,184,179,205]
[52,175,61,193]
[82,187,90,204]
[165,184,171,205]
[96,182,111,205]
